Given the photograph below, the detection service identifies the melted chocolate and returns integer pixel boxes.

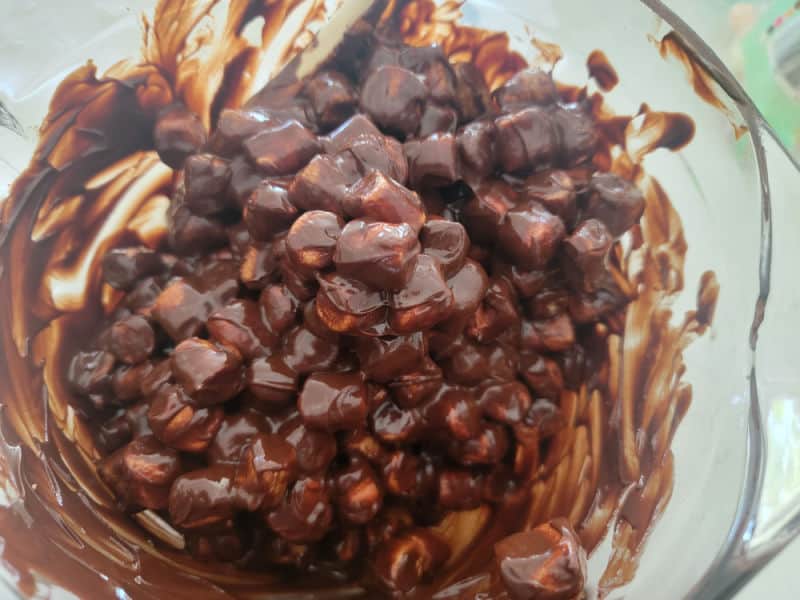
[587,50,619,92]
[0,0,718,598]
[656,31,748,139]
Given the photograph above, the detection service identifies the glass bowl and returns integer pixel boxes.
[1,1,799,598]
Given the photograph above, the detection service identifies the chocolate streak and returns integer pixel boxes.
[655,31,748,139]
[587,50,619,93]
[0,1,717,598]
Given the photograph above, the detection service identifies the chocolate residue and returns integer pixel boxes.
[586,93,695,178]
[386,0,528,90]
[625,110,696,163]
[530,36,564,70]
[587,50,619,92]
[0,1,717,598]
[657,33,723,111]
[656,31,748,139]
[142,0,331,130]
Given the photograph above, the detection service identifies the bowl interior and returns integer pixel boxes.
[0,1,762,598]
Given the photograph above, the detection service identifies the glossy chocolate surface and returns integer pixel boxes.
[0,1,719,598]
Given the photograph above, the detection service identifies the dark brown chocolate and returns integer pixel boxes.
[0,2,715,599]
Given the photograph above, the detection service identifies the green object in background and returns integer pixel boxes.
[740,0,800,154]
